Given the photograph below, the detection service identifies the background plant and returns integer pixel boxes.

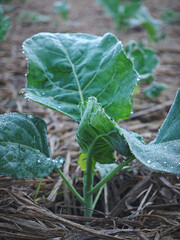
[125,40,167,98]
[0,33,179,218]
[96,0,165,42]
[161,9,180,25]
[18,10,51,25]
[0,4,11,41]
[53,1,69,22]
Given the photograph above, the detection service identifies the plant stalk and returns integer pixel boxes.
[55,167,85,204]
[89,155,135,195]
[83,146,95,217]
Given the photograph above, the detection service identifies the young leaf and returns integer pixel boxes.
[22,32,137,122]
[0,113,64,178]
[76,97,131,164]
[120,89,180,175]
[78,152,96,171]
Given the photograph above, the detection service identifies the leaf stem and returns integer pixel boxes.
[92,185,104,210]
[34,177,43,200]
[55,167,85,204]
[89,155,135,195]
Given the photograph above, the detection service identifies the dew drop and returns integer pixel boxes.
[37,160,40,163]
[28,114,33,119]
[147,160,151,164]
[164,161,167,164]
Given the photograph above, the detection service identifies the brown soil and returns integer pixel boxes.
[0,0,180,239]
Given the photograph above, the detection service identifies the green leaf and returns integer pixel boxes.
[125,41,158,82]
[144,82,167,98]
[153,89,180,144]
[22,32,137,122]
[0,7,11,41]
[120,89,180,175]
[76,97,130,164]
[0,113,64,178]
[53,1,69,21]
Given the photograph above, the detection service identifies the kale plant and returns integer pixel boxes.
[0,33,179,217]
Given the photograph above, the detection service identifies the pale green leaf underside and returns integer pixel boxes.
[77,90,180,174]
[22,32,137,122]
[96,162,119,178]
[0,113,64,178]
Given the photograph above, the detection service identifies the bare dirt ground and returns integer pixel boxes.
[0,0,180,239]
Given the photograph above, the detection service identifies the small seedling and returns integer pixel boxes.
[0,33,179,217]
[0,5,11,41]
[96,0,165,42]
[18,10,51,25]
[53,1,69,21]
